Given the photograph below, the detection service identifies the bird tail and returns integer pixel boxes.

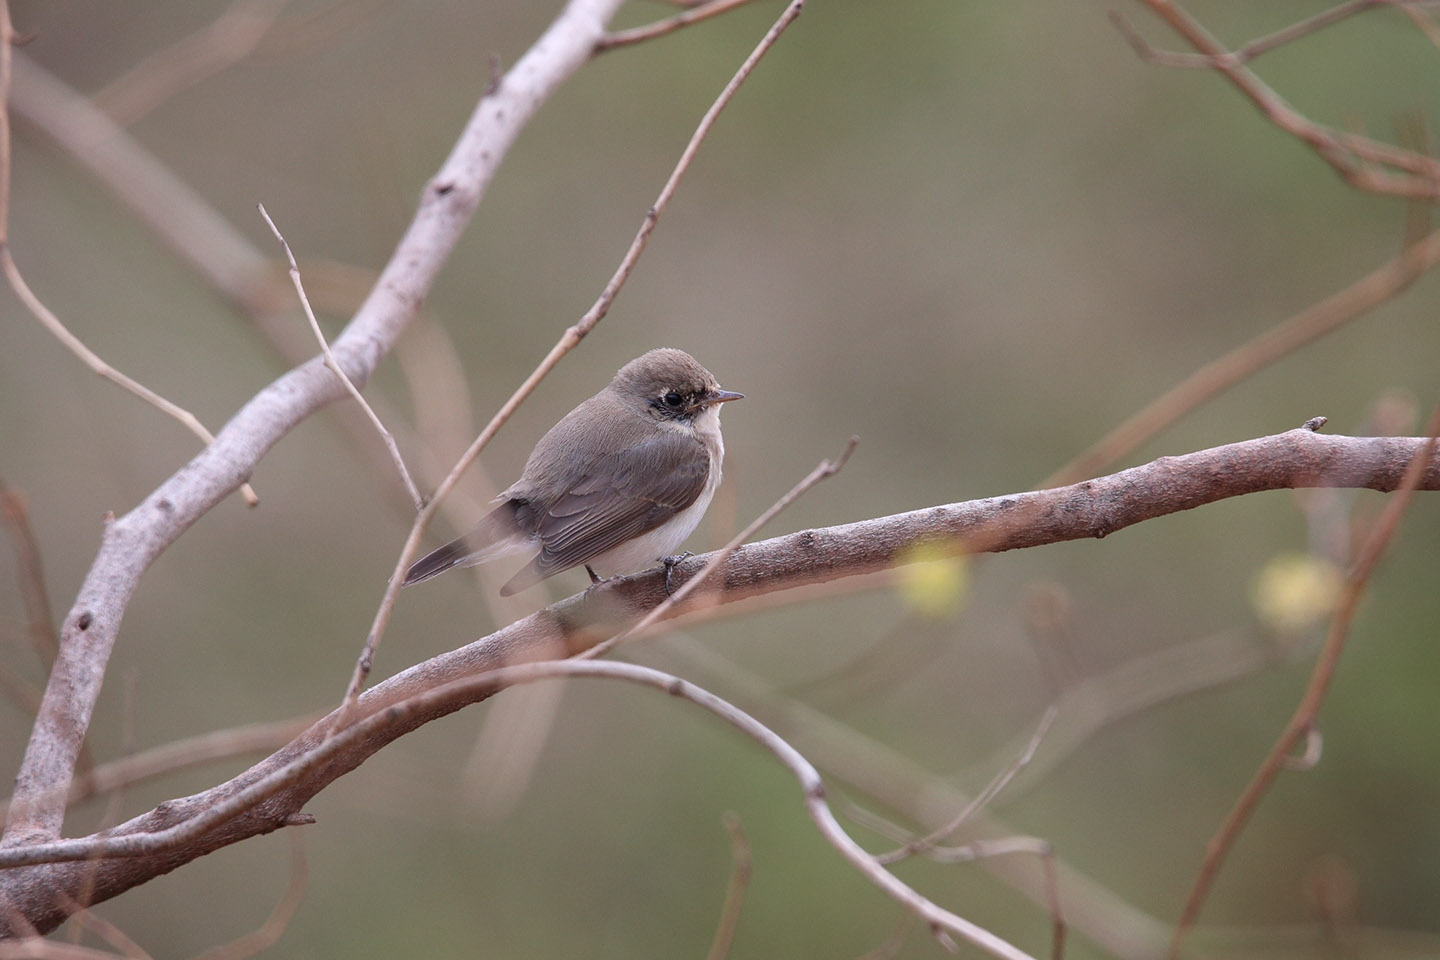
[403,503,529,585]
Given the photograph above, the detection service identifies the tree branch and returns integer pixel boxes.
[0,0,626,848]
[1,425,1436,933]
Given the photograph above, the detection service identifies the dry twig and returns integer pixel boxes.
[93,0,292,126]
[875,706,1057,866]
[1167,404,1440,958]
[0,483,58,670]
[0,5,258,508]
[258,203,424,510]
[339,0,806,706]
[1045,224,1440,487]
[189,833,308,960]
[2,0,629,850]
[1112,0,1399,69]
[1114,0,1440,199]
[3,427,1436,940]
[596,0,760,51]
[704,813,752,960]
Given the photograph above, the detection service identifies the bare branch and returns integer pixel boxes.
[0,940,139,959]
[0,715,317,825]
[1,0,628,848]
[0,249,261,505]
[0,7,258,509]
[188,832,307,960]
[1401,2,1440,49]
[658,631,1165,960]
[93,0,292,127]
[11,53,301,351]
[51,893,149,959]
[1111,0,1393,69]
[1,428,1438,937]
[1117,0,1440,198]
[875,706,1057,866]
[0,483,58,670]
[1045,223,1440,487]
[596,0,760,52]
[258,203,424,511]
[1168,405,1440,958]
[704,813,751,960]
[339,0,807,706]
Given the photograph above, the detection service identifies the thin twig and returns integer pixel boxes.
[596,0,759,51]
[1043,224,1440,487]
[1401,2,1440,49]
[704,813,752,960]
[0,661,1040,960]
[0,942,135,959]
[1111,0,1391,69]
[258,203,424,511]
[658,634,1167,960]
[0,715,318,823]
[93,0,292,126]
[0,482,58,670]
[18,661,1040,960]
[0,4,256,507]
[189,832,308,960]
[921,837,1066,960]
[6,428,1438,941]
[338,0,806,708]
[2,0,626,850]
[1116,0,1440,199]
[1167,401,1440,959]
[875,705,1057,866]
[581,434,857,661]
[0,252,260,506]
[854,915,916,960]
[49,896,150,959]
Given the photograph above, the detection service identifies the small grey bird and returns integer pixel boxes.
[404,348,743,596]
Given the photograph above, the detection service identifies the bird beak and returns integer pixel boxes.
[708,389,745,405]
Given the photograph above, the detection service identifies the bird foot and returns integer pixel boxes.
[660,552,693,596]
[582,565,614,595]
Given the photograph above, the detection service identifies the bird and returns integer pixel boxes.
[404,348,743,596]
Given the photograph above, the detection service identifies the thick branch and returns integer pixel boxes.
[1,0,625,847]
[0,426,1435,933]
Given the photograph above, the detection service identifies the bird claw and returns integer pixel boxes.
[660,552,693,595]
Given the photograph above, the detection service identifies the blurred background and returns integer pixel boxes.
[3,0,1440,956]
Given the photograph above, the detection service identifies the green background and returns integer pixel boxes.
[3,1,1440,956]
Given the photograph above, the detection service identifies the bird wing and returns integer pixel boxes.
[500,430,710,594]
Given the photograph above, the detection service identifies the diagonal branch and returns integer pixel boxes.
[1044,223,1440,487]
[1167,404,1440,958]
[1,426,1437,935]
[1117,0,1440,199]
[0,0,628,848]
[595,0,760,52]
[258,203,424,510]
[0,5,258,510]
[338,0,806,707]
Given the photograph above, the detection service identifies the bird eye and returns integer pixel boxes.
[663,391,684,407]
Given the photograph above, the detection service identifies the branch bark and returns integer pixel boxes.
[1,425,1435,934]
